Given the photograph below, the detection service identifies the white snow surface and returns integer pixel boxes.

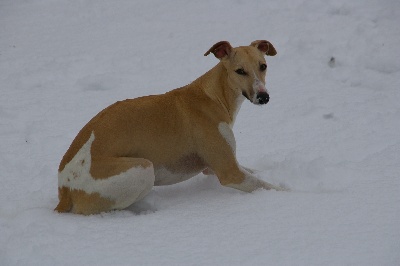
[1,0,400,265]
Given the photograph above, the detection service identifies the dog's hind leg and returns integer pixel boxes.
[88,157,155,212]
[57,144,155,215]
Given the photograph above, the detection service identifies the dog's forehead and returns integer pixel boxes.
[231,46,265,65]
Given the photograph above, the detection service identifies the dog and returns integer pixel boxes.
[55,40,284,215]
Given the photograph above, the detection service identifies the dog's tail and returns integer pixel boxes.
[54,187,73,213]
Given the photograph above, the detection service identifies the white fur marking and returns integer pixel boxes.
[218,122,236,153]
[252,72,268,92]
[231,95,245,127]
[58,132,155,209]
[250,72,267,104]
[226,167,283,192]
[154,167,196,186]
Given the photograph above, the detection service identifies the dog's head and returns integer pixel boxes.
[205,40,276,105]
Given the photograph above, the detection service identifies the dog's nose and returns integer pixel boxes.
[256,91,269,104]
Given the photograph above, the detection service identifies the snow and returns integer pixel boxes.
[1,0,399,265]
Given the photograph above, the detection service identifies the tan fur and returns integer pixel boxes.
[55,187,115,215]
[56,40,284,215]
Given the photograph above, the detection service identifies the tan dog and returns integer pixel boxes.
[55,40,283,215]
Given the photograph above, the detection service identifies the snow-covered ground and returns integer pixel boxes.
[1,0,399,265]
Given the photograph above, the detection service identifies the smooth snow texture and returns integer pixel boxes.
[1,0,400,265]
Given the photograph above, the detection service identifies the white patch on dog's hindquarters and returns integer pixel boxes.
[58,132,155,210]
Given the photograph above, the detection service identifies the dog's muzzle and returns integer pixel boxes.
[256,91,270,105]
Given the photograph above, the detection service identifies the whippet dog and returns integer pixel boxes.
[55,40,284,215]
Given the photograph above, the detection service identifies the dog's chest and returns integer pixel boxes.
[153,153,206,186]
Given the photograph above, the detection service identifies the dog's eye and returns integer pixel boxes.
[235,69,247,75]
[260,64,267,71]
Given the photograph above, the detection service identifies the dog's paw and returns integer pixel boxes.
[263,182,289,192]
[276,183,290,192]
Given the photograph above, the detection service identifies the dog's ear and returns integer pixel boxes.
[250,40,277,56]
[204,41,232,59]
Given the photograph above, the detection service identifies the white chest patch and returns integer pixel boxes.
[218,122,236,153]
[231,95,245,127]
[58,132,155,209]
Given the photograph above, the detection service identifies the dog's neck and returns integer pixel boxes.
[194,63,244,126]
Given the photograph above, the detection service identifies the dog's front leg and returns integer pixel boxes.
[198,123,284,192]
[213,158,284,193]
[202,165,255,175]
[227,167,285,192]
